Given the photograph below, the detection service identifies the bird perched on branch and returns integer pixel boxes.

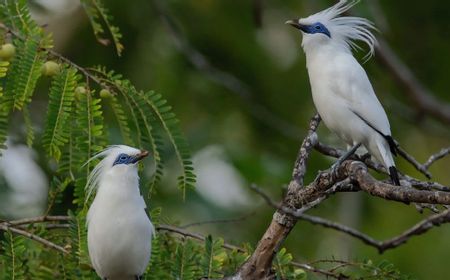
[286,0,400,185]
[86,145,154,280]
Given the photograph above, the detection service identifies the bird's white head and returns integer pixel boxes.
[286,0,377,59]
[85,145,149,201]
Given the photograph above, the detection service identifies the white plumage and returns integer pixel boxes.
[287,0,400,185]
[86,145,154,280]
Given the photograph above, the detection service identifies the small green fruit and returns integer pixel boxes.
[100,89,112,98]
[0,43,16,60]
[74,86,87,100]
[75,86,87,94]
[41,61,60,76]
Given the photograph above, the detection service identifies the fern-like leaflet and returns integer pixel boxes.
[42,66,79,161]
[80,0,124,56]
[1,231,26,279]
[0,61,9,151]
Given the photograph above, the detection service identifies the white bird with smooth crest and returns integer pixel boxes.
[86,145,154,280]
[286,0,400,185]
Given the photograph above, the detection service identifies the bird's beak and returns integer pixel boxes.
[285,19,307,32]
[131,150,149,163]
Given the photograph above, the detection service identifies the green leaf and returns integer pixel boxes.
[1,231,26,279]
[80,0,124,56]
[201,235,225,279]
[0,0,41,36]
[0,61,9,152]
[138,90,196,199]
[172,239,199,280]
[42,66,78,160]
[73,90,106,207]
[108,95,134,146]
[22,106,34,147]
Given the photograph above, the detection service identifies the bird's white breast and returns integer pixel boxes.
[304,44,391,146]
[87,169,153,279]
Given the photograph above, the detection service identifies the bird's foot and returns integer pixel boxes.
[331,143,362,180]
[359,153,371,162]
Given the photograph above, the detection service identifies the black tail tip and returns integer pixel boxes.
[389,166,401,186]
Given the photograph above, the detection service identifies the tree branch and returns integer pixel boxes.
[423,147,450,170]
[179,212,256,229]
[375,38,450,124]
[156,224,245,253]
[0,223,69,254]
[232,115,322,280]
[343,161,450,204]
[250,181,450,254]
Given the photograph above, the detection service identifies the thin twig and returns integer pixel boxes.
[397,146,432,179]
[423,147,450,170]
[254,184,450,254]
[180,212,256,229]
[156,224,244,252]
[291,261,346,279]
[378,208,450,253]
[0,22,110,91]
[17,224,71,230]
[292,114,321,186]
[0,224,69,254]
[2,215,71,226]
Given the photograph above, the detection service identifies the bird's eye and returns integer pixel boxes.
[120,155,128,161]
[315,25,321,30]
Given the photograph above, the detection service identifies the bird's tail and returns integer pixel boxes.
[389,166,400,186]
[374,138,401,186]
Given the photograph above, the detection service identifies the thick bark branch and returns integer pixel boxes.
[231,153,449,279]
[232,115,321,280]
[344,161,450,204]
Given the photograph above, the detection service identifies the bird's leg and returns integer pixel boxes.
[359,153,371,161]
[135,276,142,280]
[331,143,362,179]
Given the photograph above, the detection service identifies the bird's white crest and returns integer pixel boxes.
[85,145,141,203]
[300,0,377,59]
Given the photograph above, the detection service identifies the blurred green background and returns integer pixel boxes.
[5,0,450,278]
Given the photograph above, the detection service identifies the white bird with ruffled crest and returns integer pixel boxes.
[86,145,154,280]
[287,0,400,185]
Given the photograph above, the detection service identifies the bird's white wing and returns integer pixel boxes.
[332,54,392,137]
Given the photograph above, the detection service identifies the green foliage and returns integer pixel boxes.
[357,259,415,280]
[0,0,40,36]
[72,89,106,207]
[8,38,43,110]
[42,66,79,160]
[0,61,9,151]
[80,0,124,56]
[22,106,35,147]
[0,0,194,195]
[90,67,195,197]
[201,235,226,279]
[275,248,307,280]
[67,210,96,279]
[1,231,26,279]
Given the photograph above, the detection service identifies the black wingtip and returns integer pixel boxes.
[389,166,401,186]
[385,136,398,156]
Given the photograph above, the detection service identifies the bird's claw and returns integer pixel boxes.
[330,161,341,180]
